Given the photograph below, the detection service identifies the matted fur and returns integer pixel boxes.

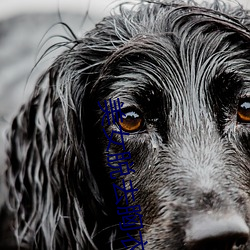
[2,0,250,249]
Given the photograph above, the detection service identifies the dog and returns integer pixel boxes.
[1,0,250,249]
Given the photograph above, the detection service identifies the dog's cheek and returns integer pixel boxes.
[132,159,188,249]
[101,128,162,224]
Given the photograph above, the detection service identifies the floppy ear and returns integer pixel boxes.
[2,17,127,249]
[4,65,99,249]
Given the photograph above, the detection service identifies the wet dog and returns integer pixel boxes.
[1,0,250,249]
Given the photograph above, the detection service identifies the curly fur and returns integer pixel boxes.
[2,0,250,249]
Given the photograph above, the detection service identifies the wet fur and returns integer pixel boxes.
[2,0,250,249]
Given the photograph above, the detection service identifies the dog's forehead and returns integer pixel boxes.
[103,6,250,102]
[92,2,250,128]
[107,35,248,100]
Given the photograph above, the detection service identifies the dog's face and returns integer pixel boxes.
[3,1,250,250]
[88,3,250,250]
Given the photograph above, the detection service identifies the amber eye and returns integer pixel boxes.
[118,110,144,132]
[237,99,250,123]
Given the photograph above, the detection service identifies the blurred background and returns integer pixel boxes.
[0,0,250,174]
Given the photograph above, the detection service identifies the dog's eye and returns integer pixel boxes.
[118,111,144,132]
[237,99,250,123]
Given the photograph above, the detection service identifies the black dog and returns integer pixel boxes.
[2,0,250,249]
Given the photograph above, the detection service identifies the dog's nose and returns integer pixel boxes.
[185,213,249,250]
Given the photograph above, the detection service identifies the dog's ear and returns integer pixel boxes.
[3,17,125,249]
[5,66,95,249]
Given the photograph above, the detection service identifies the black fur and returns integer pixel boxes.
[2,0,250,249]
